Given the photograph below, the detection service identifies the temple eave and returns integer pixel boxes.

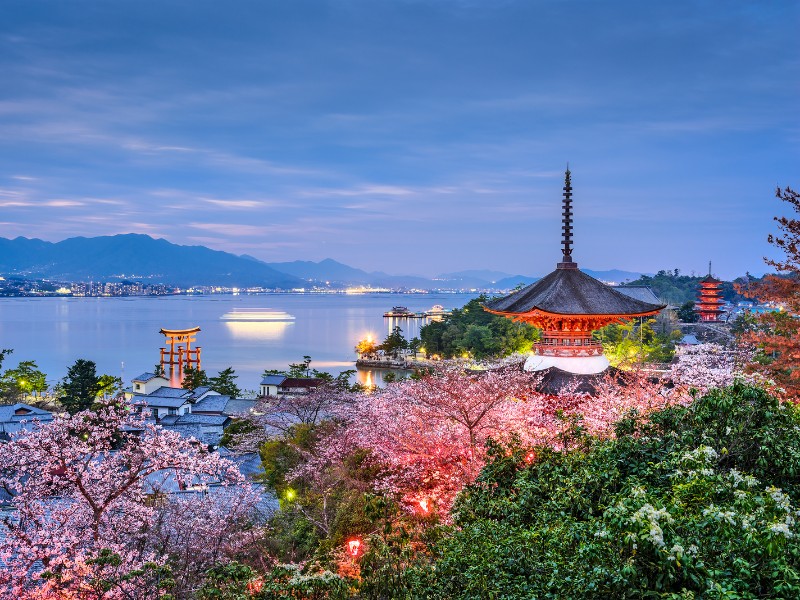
[484,306,663,327]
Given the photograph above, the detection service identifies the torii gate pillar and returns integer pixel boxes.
[159,327,202,386]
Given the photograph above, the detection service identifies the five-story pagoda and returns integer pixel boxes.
[484,169,665,374]
[695,263,725,322]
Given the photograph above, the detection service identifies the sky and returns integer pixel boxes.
[0,1,797,280]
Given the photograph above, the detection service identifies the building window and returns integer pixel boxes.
[168,408,177,415]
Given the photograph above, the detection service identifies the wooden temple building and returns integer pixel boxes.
[484,169,665,376]
[159,327,202,384]
[695,264,725,322]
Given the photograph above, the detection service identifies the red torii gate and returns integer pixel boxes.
[159,327,202,384]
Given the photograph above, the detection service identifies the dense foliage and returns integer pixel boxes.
[624,269,742,306]
[419,296,538,359]
[412,383,800,598]
[595,317,681,366]
[0,348,48,404]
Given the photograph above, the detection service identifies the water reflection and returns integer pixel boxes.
[221,309,295,322]
[356,367,411,388]
[223,320,293,341]
[222,309,295,341]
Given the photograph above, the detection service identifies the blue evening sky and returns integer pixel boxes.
[0,1,797,279]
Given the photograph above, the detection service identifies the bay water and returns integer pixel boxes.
[0,293,477,392]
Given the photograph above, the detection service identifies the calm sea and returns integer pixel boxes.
[0,293,477,392]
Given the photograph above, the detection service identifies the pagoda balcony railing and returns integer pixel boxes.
[535,337,604,358]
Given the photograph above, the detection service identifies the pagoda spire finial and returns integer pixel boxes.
[558,166,577,269]
[708,260,712,277]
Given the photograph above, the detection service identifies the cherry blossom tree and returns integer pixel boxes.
[668,343,760,394]
[0,399,245,598]
[146,486,261,598]
[227,385,359,452]
[737,186,800,396]
[294,365,685,517]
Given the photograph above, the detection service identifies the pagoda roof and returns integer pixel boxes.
[700,274,721,284]
[485,266,666,317]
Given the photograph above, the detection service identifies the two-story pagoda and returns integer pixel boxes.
[484,169,665,375]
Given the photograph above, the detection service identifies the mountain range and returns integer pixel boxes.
[0,234,647,290]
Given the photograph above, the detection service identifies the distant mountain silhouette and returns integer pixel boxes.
[0,234,303,288]
[0,234,649,290]
[265,258,440,289]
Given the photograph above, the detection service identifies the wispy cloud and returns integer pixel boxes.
[0,199,84,207]
[203,199,269,209]
[189,222,266,237]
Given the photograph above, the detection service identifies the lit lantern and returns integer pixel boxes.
[247,577,264,593]
[347,538,362,557]
[418,498,430,514]
[525,451,537,464]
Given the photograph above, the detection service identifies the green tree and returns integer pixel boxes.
[209,367,241,397]
[58,359,101,414]
[288,356,312,377]
[595,317,680,366]
[355,337,379,358]
[0,359,48,404]
[380,326,408,358]
[420,296,538,359]
[181,366,209,390]
[96,374,123,399]
[0,348,12,371]
[676,300,700,322]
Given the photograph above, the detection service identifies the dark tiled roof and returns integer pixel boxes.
[192,395,231,414]
[261,375,287,386]
[612,286,662,305]
[0,404,54,438]
[280,378,324,388]
[0,403,53,423]
[132,372,160,383]
[485,267,665,316]
[224,399,257,416]
[141,395,191,409]
[188,386,214,399]
[175,414,230,427]
[536,366,622,395]
[149,386,193,399]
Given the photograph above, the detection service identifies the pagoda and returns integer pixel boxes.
[484,169,665,374]
[695,263,724,322]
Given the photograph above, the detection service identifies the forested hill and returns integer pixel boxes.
[622,269,749,305]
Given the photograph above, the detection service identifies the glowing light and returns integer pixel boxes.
[285,488,296,501]
[247,578,264,593]
[223,319,293,341]
[418,498,430,513]
[525,451,537,464]
[419,347,426,355]
[221,309,295,322]
[347,538,362,557]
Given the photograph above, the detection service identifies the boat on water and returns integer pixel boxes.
[383,306,422,318]
[425,304,450,317]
